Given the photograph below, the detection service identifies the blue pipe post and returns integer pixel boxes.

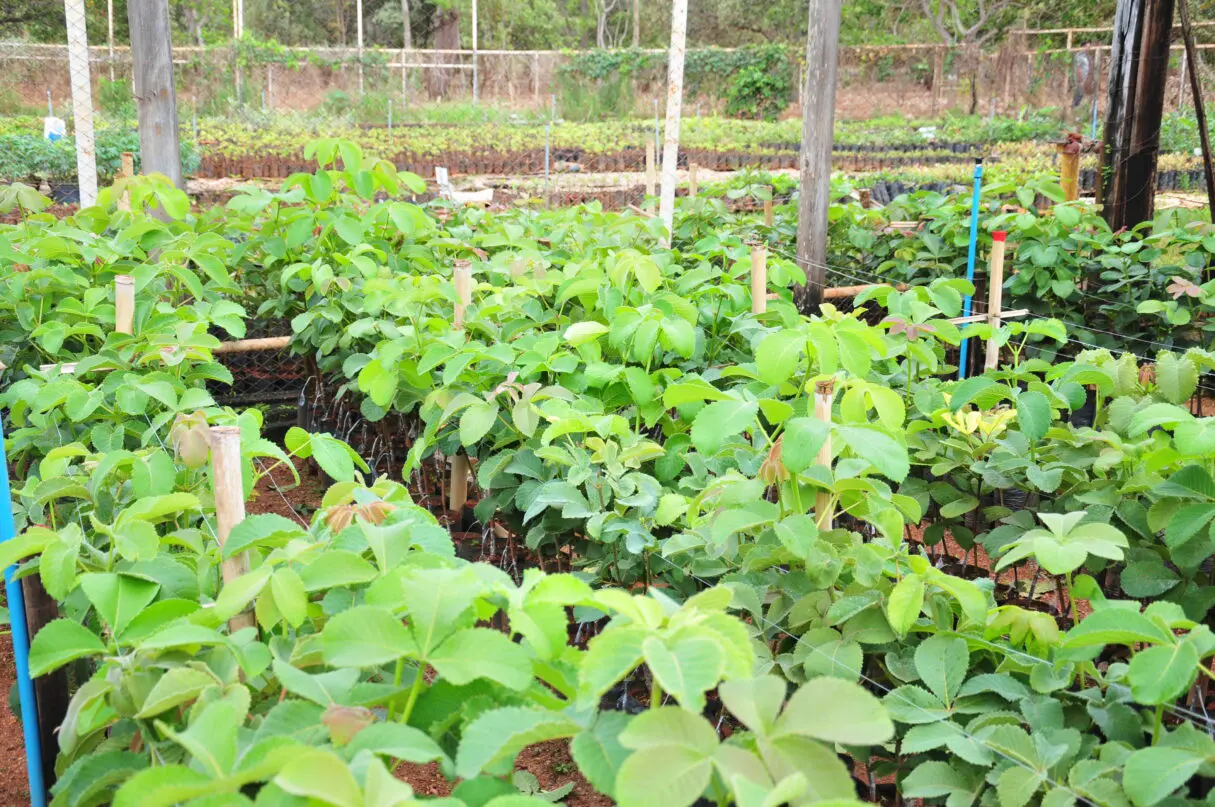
[0,419,47,807]
[958,158,984,380]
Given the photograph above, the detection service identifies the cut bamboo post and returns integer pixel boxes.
[453,260,473,330]
[1057,144,1080,202]
[209,426,254,633]
[813,378,835,529]
[213,336,291,354]
[114,275,134,335]
[859,188,872,209]
[449,454,470,516]
[645,135,656,198]
[750,243,768,315]
[688,163,698,198]
[763,199,774,226]
[117,151,134,212]
[984,231,1008,371]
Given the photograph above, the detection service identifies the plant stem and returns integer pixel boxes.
[387,658,405,720]
[398,663,426,725]
[650,675,663,709]
[1152,703,1164,744]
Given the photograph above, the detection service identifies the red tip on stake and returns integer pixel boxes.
[991,231,1008,242]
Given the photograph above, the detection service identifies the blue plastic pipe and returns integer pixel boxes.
[957,159,984,380]
[0,418,47,807]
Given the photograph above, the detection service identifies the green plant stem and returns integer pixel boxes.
[1152,703,1164,744]
[398,663,426,725]
[387,658,405,720]
[650,676,663,709]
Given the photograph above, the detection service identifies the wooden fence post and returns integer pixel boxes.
[750,243,768,315]
[814,378,835,529]
[453,260,472,330]
[763,199,774,226]
[209,426,254,633]
[688,162,698,198]
[645,134,656,198]
[114,275,134,334]
[984,231,1008,372]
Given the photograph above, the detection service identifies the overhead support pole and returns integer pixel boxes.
[472,0,479,104]
[357,0,365,95]
[657,0,688,245]
[795,0,843,312]
[1099,0,1176,230]
[128,0,185,191]
[64,0,98,207]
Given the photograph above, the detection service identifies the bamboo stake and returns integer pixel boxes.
[117,151,134,212]
[645,135,656,198]
[453,260,473,330]
[114,275,134,334]
[750,243,768,315]
[209,426,254,633]
[814,379,835,529]
[984,231,1008,372]
[763,198,774,226]
[449,454,470,516]
[1058,145,1080,201]
[688,163,698,198]
[213,336,292,354]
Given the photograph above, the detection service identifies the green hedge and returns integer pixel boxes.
[0,130,200,183]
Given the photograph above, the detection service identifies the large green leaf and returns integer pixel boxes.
[135,667,217,718]
[1126,641,1199,705]
[774,676,893,745]
[1123,747,1205,807]
[79,572,160,637]
[836,425,909,481]
[274,749,362,807]
[456,707,581,779]
[570,711,632,799]
[29,619,106,677]
[1015,391,1051,444]
[690,400,758,456]
[780,417,831,474]
[431,628,532,690]
[320,606,416,668]
[756,329,805,386]
[641,635,723,713]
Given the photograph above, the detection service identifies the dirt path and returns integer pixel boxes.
[0,630,31,805]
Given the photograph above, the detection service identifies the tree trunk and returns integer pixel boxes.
[1100,0,1176,230]
[428,9,460,99]
[633,0,640,47]
[401,0,411,49]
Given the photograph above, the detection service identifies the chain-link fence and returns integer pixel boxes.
[0,33,1210,121]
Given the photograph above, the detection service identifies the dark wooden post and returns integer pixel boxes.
[128,0,184,190]
[1177,0,1215,222]
[794,0,842,312]
[1099,0,1176,230]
